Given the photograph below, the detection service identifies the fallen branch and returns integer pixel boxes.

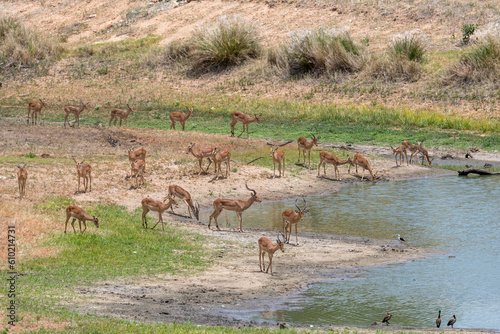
[246,156,264,165]
[458,168,500,176]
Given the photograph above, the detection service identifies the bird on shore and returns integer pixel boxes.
[447,315,456,328]
[436,310,441,328]
[382,312,392,325]
[396,234,406,244]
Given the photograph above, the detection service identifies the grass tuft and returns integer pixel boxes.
[0,15,64,67]
[387,30,427,63]
[189,15,262,72]
[269,27,364,76]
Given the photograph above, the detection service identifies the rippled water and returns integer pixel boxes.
[202,175,500,330]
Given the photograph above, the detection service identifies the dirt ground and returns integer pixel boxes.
[2,122,500,332]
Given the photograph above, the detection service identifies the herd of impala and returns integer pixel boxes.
[18,101,433,274]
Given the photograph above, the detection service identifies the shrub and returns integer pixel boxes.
[462,24,478,45]
[367,56,422,82]
[269,27,365,76]
[0,15,64,67]
[387,30,427,63]
[189,15,261,71]
[444,36,500,85]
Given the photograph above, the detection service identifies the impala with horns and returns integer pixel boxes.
[141,196,178,231]
[109,104,133,127]
[317,151,353,180]
[169,106,193,131]
[208,183,261,232]
[64,101,89,128]
[297,132,320,166]
[282,198,308,245]
[350,153,378,182]
[166,184,200,221]
[230,111,261,138]
[258,232,285,275]
[73,158,92,193]
[64,205,99,234]
[186,142,217,175]
[17,163,28,198]
[27,99,46,125]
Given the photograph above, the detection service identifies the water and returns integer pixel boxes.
[201,175,500,330]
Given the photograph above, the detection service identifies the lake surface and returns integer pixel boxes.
[202,175,500,330]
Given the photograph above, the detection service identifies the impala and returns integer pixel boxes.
[186,142,217,175]
[414,141,432,166]
[128,147,146,170]
[230,111,261,138]
[109,104,133,127]
[64,205,99,233]
[141,196,178,231]
[390,144,408,166]
[27,99,46,125]
[351,153,378,181]
[282,198,308,245]
[213,150,231,179]
[17,163,28,198]
[317,151,353,180]
[270,146,285,178]
[297,133,319,166]
[64,101,88,128]
[208,183,261,232]
[401,141,419,164]
[131,159,146,188]
[73,158,92,193]
[169,106,193,131]
[258,232,285,275]
[166,184,200,220]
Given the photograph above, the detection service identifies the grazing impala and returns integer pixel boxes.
[186,142,217,175]
[297,133,319,166]
[390,144,408,166]
[166,184,200,220]
[270,146,285,178]
[73,158,92,193]
[27,99,46,125]
[282,198,308,245]
[130,159,146,188]
[230,111,261,138]
[64,101,88,128]
[64,205,99,234]
[128,147,146,171]
[141,196,178,231]
[317,151,353,180]
[169,106,193,131]
[17,163,28,198]
[351,153,378,181]
[213,150,231,179]
[414,141,432,166]
[258,232,285,275]
[109,104,133,127]
[208,183,261,232]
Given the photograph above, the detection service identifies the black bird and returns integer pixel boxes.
[436,310,441,328]
[447,315,456,328]
[382,312,392,325]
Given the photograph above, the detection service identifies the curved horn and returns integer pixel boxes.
[245,182,256,195]
[302,197,307,211]
[294,198,301,212]
[23,162,27,168]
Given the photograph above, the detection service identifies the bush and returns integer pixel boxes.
[367,56,422,82]
[387,30,427,63]
[269,27,364,76]
[0,15,64,67]
[462,24,478,45]
[189,15,261,71]
[444,36,500,85]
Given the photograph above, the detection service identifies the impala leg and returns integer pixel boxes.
[282,219,287,243]
[205,158,212,173]
[287,222,292,243]
[295,223,299,245]
[183,199,192,218]
[82,221,87,233]
[64,215,71,234]
[266,253,273,274]
[142,208,148,228]
[208,208,222,230]
[159,213,164,231]
[260,250,265,272]
[181,122,185,131]
[64,114,68,128]
[71,218,77,233]
[236,212,243,232]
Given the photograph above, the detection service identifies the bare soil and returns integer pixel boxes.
[1,122,499,332]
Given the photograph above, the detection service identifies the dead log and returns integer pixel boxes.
[458,168,500,176]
